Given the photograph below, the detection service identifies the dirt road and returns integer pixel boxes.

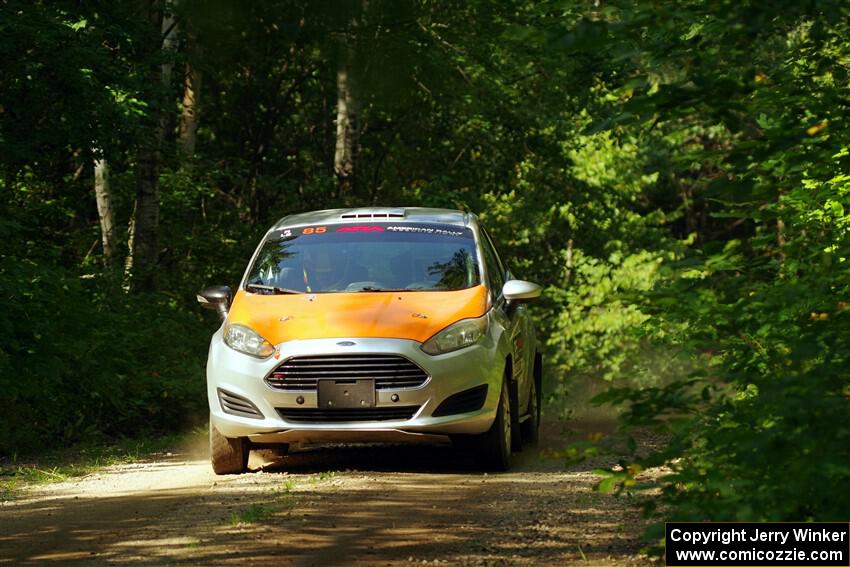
[0,420,652,566]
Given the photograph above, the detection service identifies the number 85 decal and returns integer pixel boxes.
[302,226,327,235]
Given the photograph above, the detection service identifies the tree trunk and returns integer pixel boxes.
[125,135,161,291]
[179,63,201,156]
[179,30,201,157]
[334,49,359,201]
[160,5,179,85]
[125,0,178,292]
[94,157,118,267]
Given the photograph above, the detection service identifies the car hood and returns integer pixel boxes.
[226,285,488,345]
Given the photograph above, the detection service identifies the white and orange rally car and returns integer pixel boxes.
[198,207,542,474]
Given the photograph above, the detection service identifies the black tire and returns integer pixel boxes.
[520,372,540,445]
[210,422,249,475]
[509,377,523,452]
[472,377,513,471]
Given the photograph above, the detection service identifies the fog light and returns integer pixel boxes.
[391,394,399,402]
[296,396,305,405]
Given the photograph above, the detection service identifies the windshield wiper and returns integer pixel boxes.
[245,283,302,295]
[356,286,409,292]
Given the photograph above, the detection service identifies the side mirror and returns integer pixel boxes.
[502,280,542,303]
[197,285,232,321]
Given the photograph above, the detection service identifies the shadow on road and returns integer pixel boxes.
[0,415,648,566]
[255,440,557,475]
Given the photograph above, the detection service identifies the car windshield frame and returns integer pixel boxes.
[241,222,483,294]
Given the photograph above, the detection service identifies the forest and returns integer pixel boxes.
[1,0,848,545]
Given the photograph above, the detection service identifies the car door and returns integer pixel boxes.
[479,227,532,415]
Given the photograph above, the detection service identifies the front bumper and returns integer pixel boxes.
[206,333,503,444]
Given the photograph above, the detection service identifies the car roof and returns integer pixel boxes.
[272,207,475,229]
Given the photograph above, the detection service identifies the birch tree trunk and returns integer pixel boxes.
[125,0,178,292]
[179,29,201,157]
[334,49,359,200]
[179,64,201,156]
[160,4,179,84]
[94,157,118,267]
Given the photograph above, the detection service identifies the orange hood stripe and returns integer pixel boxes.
[227,285,488,345]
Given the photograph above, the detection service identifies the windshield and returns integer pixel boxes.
[245,223,481,293]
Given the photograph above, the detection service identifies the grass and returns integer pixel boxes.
[229,478,300,525]
[229,504,274,525]
[228,473,345,526]
[0,428,205,500]
[317,470,336,481]
[308,470,337,486]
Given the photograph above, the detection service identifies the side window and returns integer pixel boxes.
[479,226,505,294]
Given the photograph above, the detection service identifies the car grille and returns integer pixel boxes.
[277,406,420,423]
[218,388,264,419]
[265,354,429,392]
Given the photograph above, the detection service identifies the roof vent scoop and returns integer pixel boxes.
[340,208,406,220]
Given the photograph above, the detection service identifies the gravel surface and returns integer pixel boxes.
[0,418,659,566]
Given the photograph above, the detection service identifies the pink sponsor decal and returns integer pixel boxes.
[335,226,385,232]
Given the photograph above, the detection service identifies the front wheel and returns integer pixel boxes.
[471,378,513,471]
[210,422,249,475]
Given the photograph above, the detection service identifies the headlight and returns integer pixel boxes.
[421,315,488,355]
[223,323,276,358]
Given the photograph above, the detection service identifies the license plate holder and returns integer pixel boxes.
[317,379,376,409]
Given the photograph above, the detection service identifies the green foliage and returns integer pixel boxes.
[0,248,208,452]
[0,211,208,453]
[0,1,147,174]
[548,0,850,535]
